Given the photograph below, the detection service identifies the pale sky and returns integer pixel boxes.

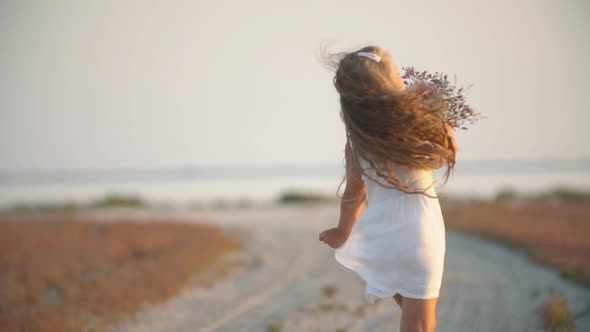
[1,0,589,171]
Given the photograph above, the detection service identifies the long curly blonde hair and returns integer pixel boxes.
[323,45,457,200]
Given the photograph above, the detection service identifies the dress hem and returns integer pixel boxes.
[334,249,440,304]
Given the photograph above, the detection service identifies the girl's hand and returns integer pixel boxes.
[318,227,349,249]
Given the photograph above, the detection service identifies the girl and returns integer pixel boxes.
[319,45,457,332]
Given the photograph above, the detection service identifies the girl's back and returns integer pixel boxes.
[356,151,436,207]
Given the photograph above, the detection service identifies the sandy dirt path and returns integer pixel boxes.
[90,204,590,332]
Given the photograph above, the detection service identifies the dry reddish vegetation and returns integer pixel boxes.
[442,200,590,287]
[0,216,243,332]
[538,289,575,331]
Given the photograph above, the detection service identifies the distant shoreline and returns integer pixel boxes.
[1,157,589,186]
[1,186,589,214]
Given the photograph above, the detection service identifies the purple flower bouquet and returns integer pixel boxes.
[401,66,485,130]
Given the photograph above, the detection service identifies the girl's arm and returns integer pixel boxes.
[337,140,366,236]
[319,140,366,249]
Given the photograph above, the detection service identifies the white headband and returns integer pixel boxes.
[356,52,382,63]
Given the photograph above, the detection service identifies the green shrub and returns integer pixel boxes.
[92,193,146,208]
[277,190,337,204]
[494,188,518,203]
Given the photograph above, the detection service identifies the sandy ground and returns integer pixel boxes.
[87,204,590,332]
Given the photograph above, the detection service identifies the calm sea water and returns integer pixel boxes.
[0,159,589,207]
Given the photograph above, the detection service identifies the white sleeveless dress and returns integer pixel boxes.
[334,146,446,304]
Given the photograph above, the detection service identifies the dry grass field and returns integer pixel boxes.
[442,199,590,287]
[0,216,242,332]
